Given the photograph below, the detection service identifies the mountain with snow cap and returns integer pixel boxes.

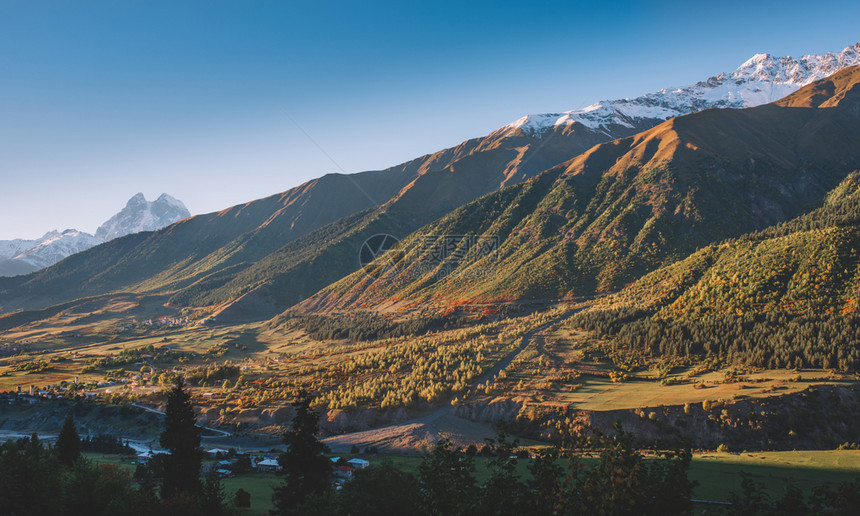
[0,193,190,276]
[9,230,104,271]
[505,43,860,136]
[95,193,190,241]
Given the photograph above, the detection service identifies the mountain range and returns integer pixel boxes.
[0,193,189,277]
[297,64,860,312]
[1,44,859,322]
[507,43,860,135]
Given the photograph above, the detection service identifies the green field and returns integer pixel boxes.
[689,450,860,501]
[335,449,860,503]
[359,450,860,503]
[82,451,136,473]
[222,473,280,516]
[81,449,860,511]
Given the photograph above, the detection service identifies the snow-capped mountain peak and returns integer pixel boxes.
[0,193,190,276]
[95,193,190,241]
[504,43,860,135]
[11,230,104,270]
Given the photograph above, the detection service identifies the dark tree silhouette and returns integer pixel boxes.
[202,472,228,516]
[272,390,331,515]
[159,377,203,499]
[480,433,529,515]
[56,413,80,467]
[235,487,251,508]
[417,439,478,515]
[335,458,419,516]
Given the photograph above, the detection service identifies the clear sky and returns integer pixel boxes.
[1,0,858,240]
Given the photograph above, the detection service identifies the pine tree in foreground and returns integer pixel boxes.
[159,377,203,500]
[56,413,80,467]
[272,390,332,515]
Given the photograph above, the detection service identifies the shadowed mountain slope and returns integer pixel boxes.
[4,61,859,322]
[0,121,626,315]
[296,66,860,312]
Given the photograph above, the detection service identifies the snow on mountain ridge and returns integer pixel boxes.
[95,192,190,241]
[505,43,860,135]
[0,193,190,276]
[12,230,104,270]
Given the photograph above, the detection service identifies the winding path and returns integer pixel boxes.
[323,308,581,452]
[130,402,233,437]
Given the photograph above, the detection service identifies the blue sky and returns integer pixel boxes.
[1,0,858,239]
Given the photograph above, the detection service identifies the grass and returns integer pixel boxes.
[494,325,858,411]
[689,450,860,502]
[74,448,860,510]
[82,451,137,474]
[222,473,280,516]
[383,450,860,502]
[550,370,852,411]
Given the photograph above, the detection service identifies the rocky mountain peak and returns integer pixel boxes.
[126,192,148,207]
[503,43,860,136]
[95,193,190,241]
[1,192,190,276]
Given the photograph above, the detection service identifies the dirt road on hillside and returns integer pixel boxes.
[323,310,579,453]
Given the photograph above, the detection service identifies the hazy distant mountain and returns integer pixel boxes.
[0,257,38,277]
[96,193,190,241]
[7,230,104,271]
[0,193,189,277]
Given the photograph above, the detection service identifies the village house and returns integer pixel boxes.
[333,465,354,479]
[255,458,281,472]
[347,458,370,469]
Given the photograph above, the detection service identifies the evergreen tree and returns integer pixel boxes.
[159,377,203,499]
[56,413,80,467]
[335,458,419,516]
[417,439,478,515]
[234,488,251,508]
[272,390,331,515]
[480,433,529,515]
[202,472,228,516]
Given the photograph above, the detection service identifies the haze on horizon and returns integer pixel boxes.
[1,0,858,240]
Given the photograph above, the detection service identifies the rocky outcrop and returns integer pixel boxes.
[453,397,524,422]
[489,385,860,450]
[321,407,411,434]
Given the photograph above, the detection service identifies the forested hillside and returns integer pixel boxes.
[298,66,860,312]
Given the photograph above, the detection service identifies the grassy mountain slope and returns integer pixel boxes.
[0,168,412,311]
[298,66,860,312]
[0,119,635,316]
[177,123,624,316]
[597,169,860,318]
[563,170,860,370]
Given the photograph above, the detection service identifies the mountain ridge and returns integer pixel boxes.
[505,43,860,135]
[0,193,189,278]
[294,65,860,313]
[4,48,859,319]
[95,192,190,241]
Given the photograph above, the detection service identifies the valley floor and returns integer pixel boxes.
[77,448,860,515]
[2,296,859,454]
